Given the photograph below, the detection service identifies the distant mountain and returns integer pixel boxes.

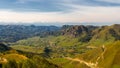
[10,24,120,68]
[61,24,120,43]
[13,24,120,47]
[62,25,89,37]
[89,24,120,45]
[1,24,119,43]
[0,25,60,42]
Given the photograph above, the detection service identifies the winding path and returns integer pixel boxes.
[65,45,106,68]
[65,57,97,68]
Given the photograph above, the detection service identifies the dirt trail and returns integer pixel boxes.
[66,57,98,68]
[65,45,106,68]
[96,45,106,62]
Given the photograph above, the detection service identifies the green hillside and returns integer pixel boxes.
[89,24,120,46]
[0,24,120,68]
[98,41,120,68]
[0,44,59,68]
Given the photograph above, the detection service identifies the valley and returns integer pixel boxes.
[0,24,120,68]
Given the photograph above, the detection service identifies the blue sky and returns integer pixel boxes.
[0,0,120,24]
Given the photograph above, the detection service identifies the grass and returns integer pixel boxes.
[3,54,27,62]
[11,45,43,54]
[10,34,120,68]
[49,58,70,65]
[98,41,120,68]
[48,58,89,68]
[49,36,82,47]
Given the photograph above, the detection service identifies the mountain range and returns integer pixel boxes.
[0,24,120,68]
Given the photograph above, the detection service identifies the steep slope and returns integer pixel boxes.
[9,24,120,68]
[61,24,120,45]
[63,41,120,68]
[11,24,120,58]
[89,24,120,46]
[98,41,120,68]
[61,25,98,43]
[62,25,90,37]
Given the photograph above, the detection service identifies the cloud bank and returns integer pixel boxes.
[0,0,120,23]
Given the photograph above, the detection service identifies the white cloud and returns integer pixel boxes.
[0,5,120,23]
[97,0,120,3]
[16,0,42,3]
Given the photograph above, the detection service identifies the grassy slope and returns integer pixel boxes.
[11,36,84,55]
[98,41,120,68]
[89,24,120,46]
[3,54,27,62]
[48,58,90,68]
[11,45,43,54]
[73,41,120,68]
[11,40,120,68]
[10,24,120,68]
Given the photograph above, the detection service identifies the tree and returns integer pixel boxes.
[43,47,52,57]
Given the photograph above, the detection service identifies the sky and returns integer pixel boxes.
[0,0,120,24]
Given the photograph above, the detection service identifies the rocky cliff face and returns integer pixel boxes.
[61,24,120,42]
[62,25,94,37]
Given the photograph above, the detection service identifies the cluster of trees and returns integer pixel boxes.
[0,43,11,52]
